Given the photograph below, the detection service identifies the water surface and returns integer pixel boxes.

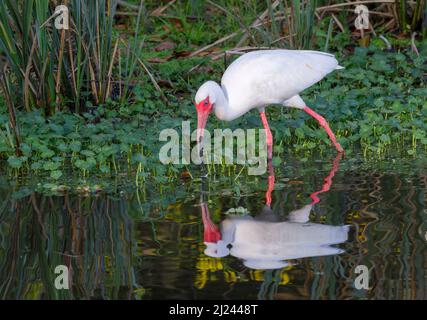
[0,152,426,299]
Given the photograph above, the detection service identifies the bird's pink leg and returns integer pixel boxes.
[265,160,275,206]
[303,106,344,153]
[309,152,342,205]
[260,111,273,159]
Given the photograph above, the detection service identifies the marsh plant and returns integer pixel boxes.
[0,0,145,124]
[395,0,427,35]
[0,1,427,188]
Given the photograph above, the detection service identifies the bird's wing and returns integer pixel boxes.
[221,50,341,108]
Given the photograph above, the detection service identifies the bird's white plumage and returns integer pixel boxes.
[222,50,340,112]
[194,49,345,154]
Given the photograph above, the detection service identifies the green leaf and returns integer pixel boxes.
[20,143,32,156]
[43,161,61,171]
[40,149,55,158]
[70,141,82,152]
[81,149,95,157]
[7,156,23,168]
[100,164,110,173]
[380,134,390,143]
[31,162,43,170]
[50,170,63,180]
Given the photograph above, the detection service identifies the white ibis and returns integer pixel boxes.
[201,153,347,269]
[194,49,344,158]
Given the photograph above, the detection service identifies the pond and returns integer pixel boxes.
[0,151,426,300]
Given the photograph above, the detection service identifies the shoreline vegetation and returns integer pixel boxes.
[1,1,427,192]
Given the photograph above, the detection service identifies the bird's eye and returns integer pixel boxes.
[204,99,209,107]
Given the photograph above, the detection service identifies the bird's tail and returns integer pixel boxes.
[336,65,345,70]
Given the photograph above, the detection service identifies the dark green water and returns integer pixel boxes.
[0,152,426,299]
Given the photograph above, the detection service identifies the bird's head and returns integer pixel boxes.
[194,81,217,145]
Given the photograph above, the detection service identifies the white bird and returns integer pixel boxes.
[194,49,344,158]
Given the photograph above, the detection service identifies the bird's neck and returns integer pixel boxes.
[213,85,238,121]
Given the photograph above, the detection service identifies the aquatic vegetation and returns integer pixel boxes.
[1,40,427,189]
[395,0,427,35]
[0,0,144,115]
[0,1,426,191]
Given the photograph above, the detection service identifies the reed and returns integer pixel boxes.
[288,0,318,49]
[0,0,144,116]
[395,0,426,34]
[246,0,319,49]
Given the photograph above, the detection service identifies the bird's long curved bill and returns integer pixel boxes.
[196,110,209,153]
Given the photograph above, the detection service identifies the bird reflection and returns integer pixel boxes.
[201,153,348,270]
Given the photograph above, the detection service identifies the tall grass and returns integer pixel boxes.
[228,0,426,51]
[0,62,21,155]
[395,0,426,34]
[0,0,144,116]
[286,0,318,49]
[423,0,427,38]
[261,0,318,49]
